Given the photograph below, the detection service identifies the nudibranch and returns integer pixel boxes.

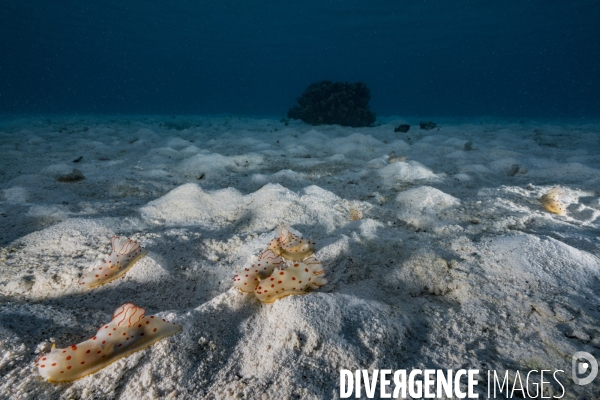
[233,249,284,292]
[36,303,181,382]
[255,256,328,303]
[268,226,315,261]
[349,208,363,221]
[234,226,327,303]
[79,236,148,288]
[539,188,568,215]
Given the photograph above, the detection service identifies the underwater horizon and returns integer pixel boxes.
[1,0,599,118]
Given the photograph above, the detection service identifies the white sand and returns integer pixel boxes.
[1,116,599,399]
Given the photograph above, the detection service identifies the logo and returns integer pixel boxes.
[572,351,598,385]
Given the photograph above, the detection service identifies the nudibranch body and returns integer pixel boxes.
[36,303,181,382]
[268,226,315,261]
[255,256,328,303]
[79,236,148,288]
[233,249,284,292]
[539,188,568,215]
[349,208,363,221]
[234,226,327,303]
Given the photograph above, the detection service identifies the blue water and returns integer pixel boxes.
[1,0,599,118]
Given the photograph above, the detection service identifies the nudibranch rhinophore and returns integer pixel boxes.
[255,256,328,303]
[36,303,181,382]
[79,236,148,288]
[539,188,568,215]
[234,226,327,302]
[233,249,284,292]
[268,226,315,261]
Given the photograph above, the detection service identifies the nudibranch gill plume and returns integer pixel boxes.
[36,303,181,382]
[79,236,148,288]
[268,226,315,261]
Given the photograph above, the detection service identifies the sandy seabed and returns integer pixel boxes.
[0,115,599,399]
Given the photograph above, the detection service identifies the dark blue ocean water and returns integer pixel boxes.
[1,0,599,118]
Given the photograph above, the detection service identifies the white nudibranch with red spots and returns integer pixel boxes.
[79,236,148,288]
[36,303,181,382]
[233,249,284,292]
[349,208,362,221]
[539,187,568,215]
[268,226,315,261]
[234,226,327,303]
[255,256,328,303]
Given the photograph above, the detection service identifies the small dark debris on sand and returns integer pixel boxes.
[72,156,83,163]
[394,124,410,133]
[419,121,437,130]
[56,169,85,182]
[507,164,521,176]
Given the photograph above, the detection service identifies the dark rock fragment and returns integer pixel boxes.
[56,169,85,182]
[419,121,437,130]
[507,164,520,176]
[394,124,410,133]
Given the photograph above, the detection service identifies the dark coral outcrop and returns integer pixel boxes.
[287,81,376,127]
